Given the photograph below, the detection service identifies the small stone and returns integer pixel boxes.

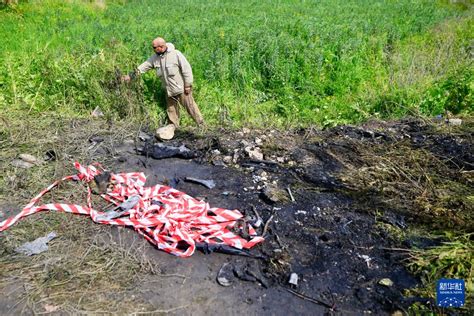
[223,156,232,163]
[233,152,239,163]
[212,160,226,167]
[378,278,393,287]
[11,159,34,169]
[261,185,289,204]
[256,170,267,177]
[240,140,250,147]
[245,147,263,160]
[19,154,39,164]
[255,137,262,145]
[447,118,462,126]
[155,124,175,140]
[242,128,250,134]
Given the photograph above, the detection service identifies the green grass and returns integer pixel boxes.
[0,0,472,128]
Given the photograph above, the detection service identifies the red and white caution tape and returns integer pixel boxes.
[0,162,264,257]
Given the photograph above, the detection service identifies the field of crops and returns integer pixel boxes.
[0,0,472,127]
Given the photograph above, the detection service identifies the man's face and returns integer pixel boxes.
[153,42,167,54]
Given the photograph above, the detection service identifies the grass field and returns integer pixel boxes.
[0,0,472,127]
[0,1,473,312]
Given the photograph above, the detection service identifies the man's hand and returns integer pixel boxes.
[184,86,192,95]
[121,75,131,82]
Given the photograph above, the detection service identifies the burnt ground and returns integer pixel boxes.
[0,117,472,315]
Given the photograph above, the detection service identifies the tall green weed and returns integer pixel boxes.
[0,0,472,127]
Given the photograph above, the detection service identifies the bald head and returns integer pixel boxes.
[152,37,167,54]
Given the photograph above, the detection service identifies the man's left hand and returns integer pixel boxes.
[184,86,192,95]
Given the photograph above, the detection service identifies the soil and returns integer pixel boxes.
[1,117,472,315]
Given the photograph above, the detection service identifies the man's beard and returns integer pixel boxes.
[156,48,168,56]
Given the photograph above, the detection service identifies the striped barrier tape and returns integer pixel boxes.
[0,162,264,257]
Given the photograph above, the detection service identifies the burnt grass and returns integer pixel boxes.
[0,117,472,315]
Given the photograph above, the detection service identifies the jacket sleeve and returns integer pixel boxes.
[177,51,193,87]
[136,56,155,75]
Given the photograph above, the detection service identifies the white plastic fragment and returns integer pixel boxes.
[289,273,299,286]
[357,253,372,268]
[91,106,104,117]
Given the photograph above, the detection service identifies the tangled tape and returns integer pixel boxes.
[0,162,264,257]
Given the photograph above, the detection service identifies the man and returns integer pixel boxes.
[122,37,204,139]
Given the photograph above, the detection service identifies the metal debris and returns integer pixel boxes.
[95,195,140,221]
[184,177,216,189]
[15,232,57,256]
[217,262,235,287]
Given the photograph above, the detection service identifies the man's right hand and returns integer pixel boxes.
[121,75,131,82]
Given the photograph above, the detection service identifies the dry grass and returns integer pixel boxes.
[0,113,161,314]
[1,213,157,314]
[334,121,473,230]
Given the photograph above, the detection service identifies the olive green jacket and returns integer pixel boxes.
[137,43,193,97]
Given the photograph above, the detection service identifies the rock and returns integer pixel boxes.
[255,170,267,177]
[245,146,263,160]
[232,152,240,163]
[212,160,226,167]
[378,278,394,287]
[155,124,176,140]
[240,140,250,147]
[242,128,250,134]
[11,159,34,169]
[255,137,262,145]
[261,185,289,204]
[447,118,462,126]
[19,154,39,164]
[223,156,232,163]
